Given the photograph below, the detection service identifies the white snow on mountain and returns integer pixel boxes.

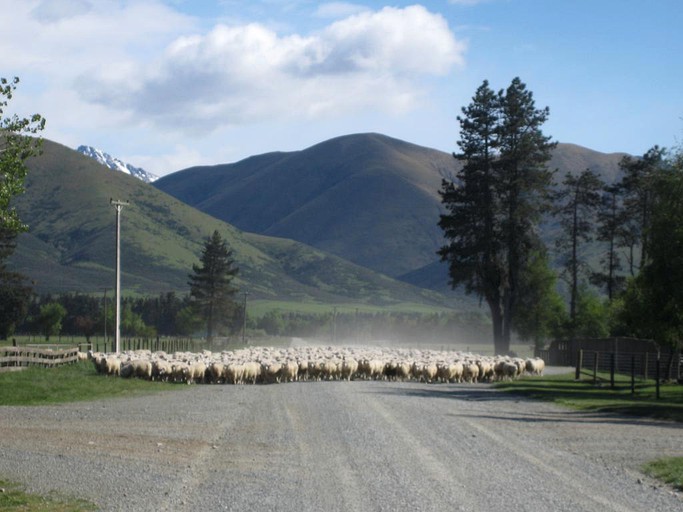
[76,145,159,183]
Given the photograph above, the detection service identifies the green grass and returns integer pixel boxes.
[495,372,683,423]
[0,361,182,406]
[642,457,683,491]
[248,299,456,316]
[0,479,96,511]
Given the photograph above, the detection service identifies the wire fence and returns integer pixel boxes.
[574,349,682,399]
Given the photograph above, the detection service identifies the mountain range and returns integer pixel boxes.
[8,139,452,309]
[154,133,627,289]
[6,133,628,310]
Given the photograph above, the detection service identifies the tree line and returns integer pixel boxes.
[7,290,239,342]
[0,228,244,342]
[8,294,493,347]
[439,77,683,355]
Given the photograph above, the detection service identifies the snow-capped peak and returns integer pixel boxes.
[76,145,159,183]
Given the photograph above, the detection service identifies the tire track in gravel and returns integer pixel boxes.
[457,413,637,512]
[282,392,367,511]
[357,387,483,511]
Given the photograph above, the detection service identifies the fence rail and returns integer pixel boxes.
[575,349,681,381]
[0,346,79,369]
[86,336,200,354]
[573,349,683,399]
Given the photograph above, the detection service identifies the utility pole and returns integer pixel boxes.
[242,291,249,345]
[332,306,337,343]
[103,288,108,350]
[110,199,129,354]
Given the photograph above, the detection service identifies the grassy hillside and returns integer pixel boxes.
[6,139,455,307]
[155,133,628,284]
[155,133,454,278]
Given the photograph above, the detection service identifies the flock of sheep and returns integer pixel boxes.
[88,345,545,385]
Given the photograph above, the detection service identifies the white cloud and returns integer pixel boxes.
[77,5,466,133]
[0,0,197,144]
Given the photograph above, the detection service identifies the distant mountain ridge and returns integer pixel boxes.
[154,133,628,290]
[7,138,453,309]
[76,145,158,183]
[155,133,456,278]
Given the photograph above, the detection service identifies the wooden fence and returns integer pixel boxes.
[0,346,79,370]
[574,349,683,399]
[86,336,200,354]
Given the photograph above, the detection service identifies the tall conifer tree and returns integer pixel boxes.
[618,146,667,272]
[439,77,555,354]
[553,169,604,330]
[188,230,239,341]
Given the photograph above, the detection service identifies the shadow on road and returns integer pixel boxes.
[363,383,683,429]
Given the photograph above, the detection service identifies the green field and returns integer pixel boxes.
[0,479,96,512]
[0,361,183,406]
[247,299,457,316]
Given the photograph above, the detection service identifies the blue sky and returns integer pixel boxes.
[2,0,681,176]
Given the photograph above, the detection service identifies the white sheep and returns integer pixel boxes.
[152,360,172,381]
[225,363,245,385]
[186,362,207,384]
[92,344,544,388]
[207,362,225,384]
[525,357,545,375]
[341,358,359,381]
[242,361,262,384]
[281,360,299,382]
[131,359,153,380]
[104,356,121,376]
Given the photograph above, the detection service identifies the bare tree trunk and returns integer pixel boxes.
[488,297,507,355]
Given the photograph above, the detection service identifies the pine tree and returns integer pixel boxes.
[438,81,503,343]
[553,169,604,330]
[439,77,555,355]
[188,230,239,341]
[493,78,555,352]
[618,146,667,272]
[591,183,626,300]
[620,155,683,376]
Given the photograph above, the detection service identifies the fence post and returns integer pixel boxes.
[656,356,661,400]
[610,352,615,389]
[575,349,583,380]
[631,355,636,395]
[644,352,649,381]
[593,351,599,384]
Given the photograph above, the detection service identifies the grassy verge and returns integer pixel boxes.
[494,372,683,423]
[0,361,182,406]
[642,457,683,491]
[0,479,96,511]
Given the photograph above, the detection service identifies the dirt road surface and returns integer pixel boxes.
[1,380,682,511]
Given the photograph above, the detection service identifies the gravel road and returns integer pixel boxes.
[1,378,682,511]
